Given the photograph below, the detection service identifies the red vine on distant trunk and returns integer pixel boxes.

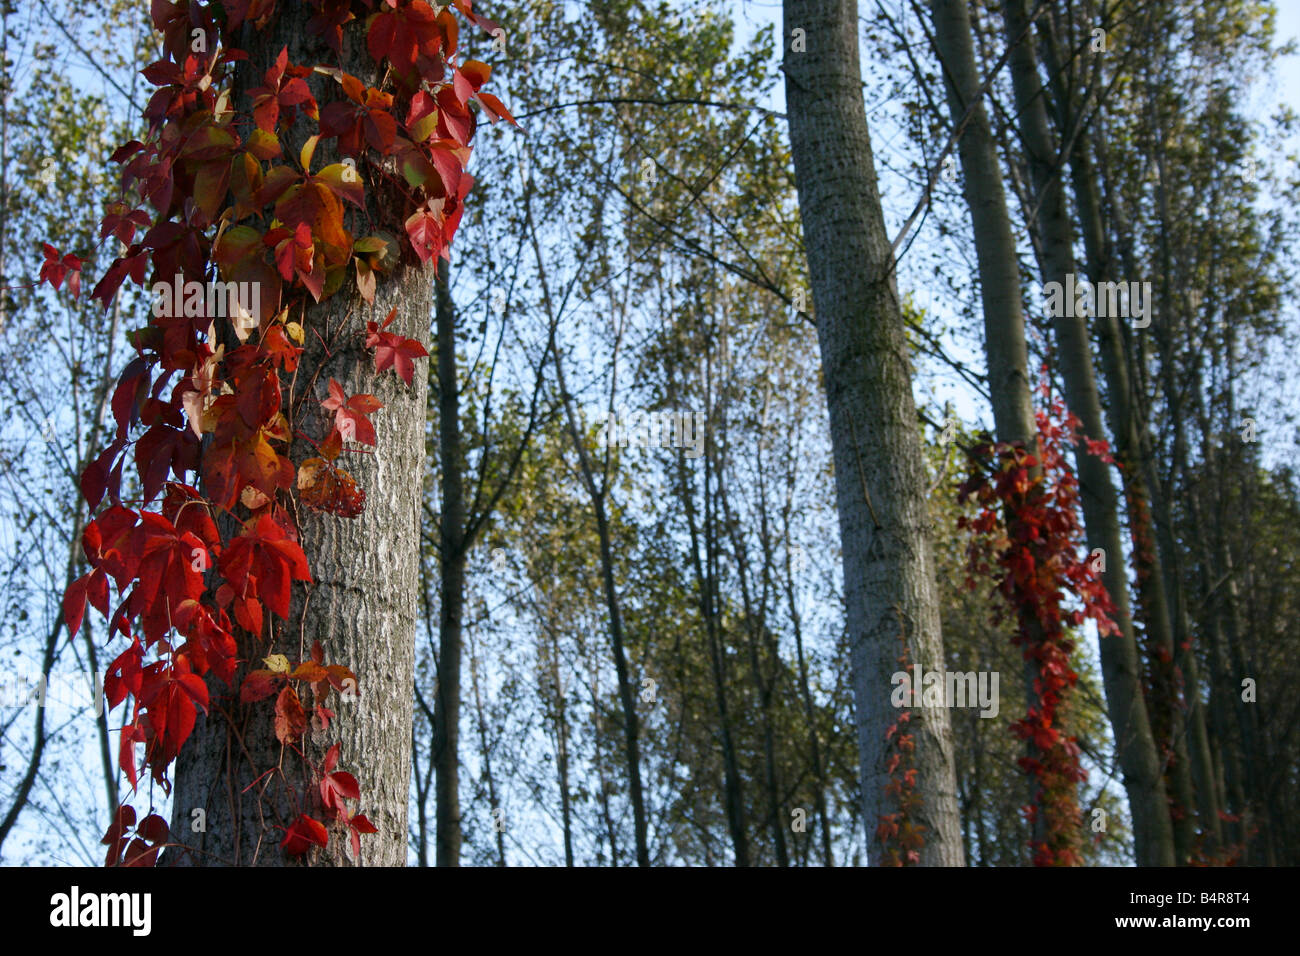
[957,382,1117,866]
[876,635,924,866]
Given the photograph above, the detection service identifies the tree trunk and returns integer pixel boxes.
[929,0,1061,856]
[1034,0,1220,853]
[719,461,789,866]
[469,634,505,866]
[1000,0,1175,866]
[433,259,466,867]
[1072,130,1213,857]
[677,437,751,865]
[928,0,1036,450]
[782,488,834,865]
[1102,128,1226,857]
[544,619,576,867]
[168,11,429,866]
[552,348,651,866]
[783,0,963,865]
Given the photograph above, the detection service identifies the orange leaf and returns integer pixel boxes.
[275,685,307,744]
[297,457,366,517]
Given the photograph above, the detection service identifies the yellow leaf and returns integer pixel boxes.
[300,134,320,173]
[241,485,271,510]
[263,654,291,675]
[297,457,327,490]
[263,412,292,443]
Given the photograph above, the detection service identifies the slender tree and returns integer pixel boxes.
[783,0,963,864]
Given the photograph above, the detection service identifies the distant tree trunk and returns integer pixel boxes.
[664,342,752,866]
[169,10,428,866]
[783,0,963,865]
[411,728,428,866]
[543,618,576,867]
[0,579,65,852]
[1188,370,1273,863]
[0,292,122,855]
[719,457,789,866]
[433,259,466,867]
[468,633,506,866]
[1086,151,1203,861]
[589,668,622,864]
[782,503,834,866]
[677,437,751,866]
[553,348,651,867]
[929,0,1055,854]
[1000,0,1176,866]
[1101,134,1228,857]
[928,0,1036,451]
[1032,1,1222,855]
[414,570,439,867]
[1189,494,1248,849]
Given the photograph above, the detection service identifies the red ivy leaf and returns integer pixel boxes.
[240,668,281,703]
[321,378,382,445]
[39,244,85,295]
[365,309,428,385]
[321,769,360,815]
[347,811,378,860]
[281,813,329,856]
[119,723,145,791]
[218,513,312,620]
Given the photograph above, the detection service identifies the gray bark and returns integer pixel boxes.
[783,0,963,865]
[928,0,1036,449]
[168,12,427,866]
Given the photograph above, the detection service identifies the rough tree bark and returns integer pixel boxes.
[782,0,963,865]
[168,10,429,866]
